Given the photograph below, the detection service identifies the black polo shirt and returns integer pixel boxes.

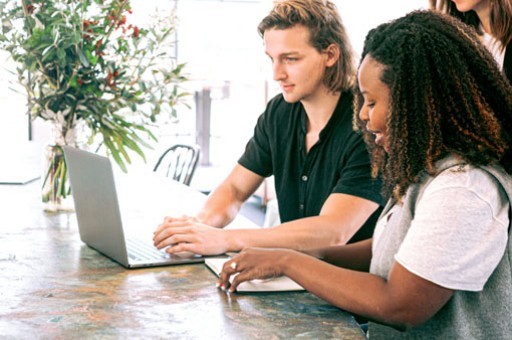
[238,91,385,242]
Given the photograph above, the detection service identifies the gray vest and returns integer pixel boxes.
[368,157,512,339]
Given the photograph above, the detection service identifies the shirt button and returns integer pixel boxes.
[299,204,304,210]
[301,175,308,182]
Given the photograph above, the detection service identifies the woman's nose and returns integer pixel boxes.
[358,106,368,122]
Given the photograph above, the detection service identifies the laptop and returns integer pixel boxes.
[63,146,204,268]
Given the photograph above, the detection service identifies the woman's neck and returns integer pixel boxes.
[473,0,492,35]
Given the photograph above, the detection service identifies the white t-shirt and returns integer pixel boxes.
[373,165,509,291]
[481,28,506,71]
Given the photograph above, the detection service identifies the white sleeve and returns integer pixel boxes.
[395,169,509,291]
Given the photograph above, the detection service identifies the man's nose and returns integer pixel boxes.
[273,62,285,81]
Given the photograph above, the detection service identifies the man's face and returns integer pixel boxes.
[263,25,334,104]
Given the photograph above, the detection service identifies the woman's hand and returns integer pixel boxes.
[217,247,297,292]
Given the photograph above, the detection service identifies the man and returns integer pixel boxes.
[153,0,384,255]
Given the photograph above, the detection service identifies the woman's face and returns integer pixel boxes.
[357,55,390,152]
[451,0,489,13]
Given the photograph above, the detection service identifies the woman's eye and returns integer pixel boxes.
[366,102,375,108]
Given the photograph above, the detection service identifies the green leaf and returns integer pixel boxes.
[56,48,66,64]
[103,135,127,172]
[0,0,190,173]
[77,48,89,67]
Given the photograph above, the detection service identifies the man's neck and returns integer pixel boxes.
[301,89,341,153]
[302,90,341,133]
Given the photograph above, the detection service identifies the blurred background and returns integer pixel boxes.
[0,0,426,219]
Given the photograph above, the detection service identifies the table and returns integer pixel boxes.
[0,180,365,339]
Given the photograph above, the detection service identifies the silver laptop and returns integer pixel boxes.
[63,146,204,268]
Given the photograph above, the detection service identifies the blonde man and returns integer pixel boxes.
[154,0,384,255]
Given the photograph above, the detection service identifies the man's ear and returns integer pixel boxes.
[324,44,340,67]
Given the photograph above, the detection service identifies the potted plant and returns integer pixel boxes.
[0,0,190,211]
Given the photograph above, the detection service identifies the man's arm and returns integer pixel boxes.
[153,192,379,255]
[224,192,379,250]
[196,164,264,227]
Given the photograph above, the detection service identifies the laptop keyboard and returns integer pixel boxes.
[126,238,170,261]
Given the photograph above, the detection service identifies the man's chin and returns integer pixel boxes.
[281,93,301,103]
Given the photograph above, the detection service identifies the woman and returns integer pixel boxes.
[430,0,512,81]
[218,11,512,339]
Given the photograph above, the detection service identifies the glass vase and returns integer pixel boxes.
[41,122,85,212]
[41,144,73,212]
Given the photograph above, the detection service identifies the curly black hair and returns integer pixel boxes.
[354,10,512,200]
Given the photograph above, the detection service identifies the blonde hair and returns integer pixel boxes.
[258,0,355,93]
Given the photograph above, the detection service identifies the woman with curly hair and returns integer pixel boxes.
[217,10,512,339]
[430,0,512,82]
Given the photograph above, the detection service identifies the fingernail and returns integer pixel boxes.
[215,282,220,288]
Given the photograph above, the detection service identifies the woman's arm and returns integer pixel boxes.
[219,247,454,330]
[304,239,373,272]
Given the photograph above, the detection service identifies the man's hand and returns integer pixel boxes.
[153,216,232,255]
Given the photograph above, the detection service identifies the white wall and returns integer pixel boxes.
[0,0,428,164]
[0,50,31,145]
[337,0,427,57]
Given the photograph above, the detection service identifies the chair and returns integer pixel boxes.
[153,144,200,186]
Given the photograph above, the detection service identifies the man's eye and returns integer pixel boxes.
[285,57,298,63]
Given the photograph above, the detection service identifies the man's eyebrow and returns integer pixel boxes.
[281,52,300,56]
[265,51,301,58]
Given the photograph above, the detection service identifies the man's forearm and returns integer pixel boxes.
[221,194,380,251]
[197,193,241,228]
[196,165,264,228]
[197,179,253,228]
[225,215,355,251]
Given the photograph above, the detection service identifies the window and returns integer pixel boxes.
[0,0,426,168]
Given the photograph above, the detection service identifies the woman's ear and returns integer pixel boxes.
[324,44,340,67]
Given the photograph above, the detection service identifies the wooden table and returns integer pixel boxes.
[0,180,365,339]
